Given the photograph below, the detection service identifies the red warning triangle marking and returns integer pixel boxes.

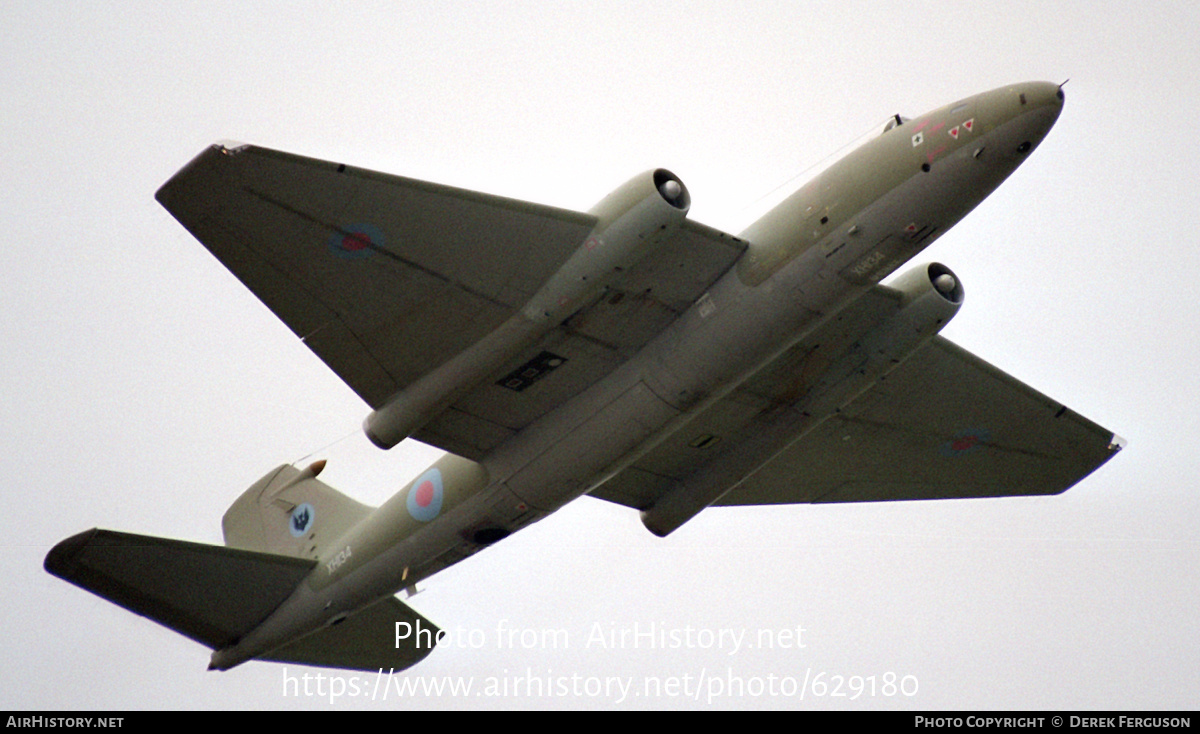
[963,118,974,132]
[949,126,959,139]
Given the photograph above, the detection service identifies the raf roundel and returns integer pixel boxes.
[406,468,444,522]
[939,428,991,457]
[328,223,384,259]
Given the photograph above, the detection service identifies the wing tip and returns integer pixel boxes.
[44,527,99,580]
[154,141,253,209]
[213,139,251,153]
[1108,433,1127,452]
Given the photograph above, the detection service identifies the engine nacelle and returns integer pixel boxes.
[641,262,964,536]
[801,261,962,414]
[594,168,691,218]
[365,169,691,450]
[521,169,690,321]
[887,261,964,329]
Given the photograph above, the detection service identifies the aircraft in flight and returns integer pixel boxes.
[46,81,1121,673]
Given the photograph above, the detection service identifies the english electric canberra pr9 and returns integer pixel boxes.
[47,82,1121,673]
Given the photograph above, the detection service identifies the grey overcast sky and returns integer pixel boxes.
[5,0,1198,710]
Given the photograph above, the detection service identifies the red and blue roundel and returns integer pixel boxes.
[940,428,991,457]
[328,223,384,259]
[406,468,444,522]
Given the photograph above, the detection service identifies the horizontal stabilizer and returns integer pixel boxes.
[262,596,439,673]
[45,529,314,650]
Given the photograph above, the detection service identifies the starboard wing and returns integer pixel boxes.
[156,143,597,410]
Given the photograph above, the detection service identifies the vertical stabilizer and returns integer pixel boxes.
[222,461,373,560]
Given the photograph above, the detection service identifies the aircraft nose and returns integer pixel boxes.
[974,81,1064,156]
[1018,81,1065,111]
[1016,81,1064,143]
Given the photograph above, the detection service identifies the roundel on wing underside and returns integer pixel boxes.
[328,223,384,259]
[939,428,991,457]
[406,468,444,522]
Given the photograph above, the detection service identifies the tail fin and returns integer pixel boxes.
[223,461,373,560]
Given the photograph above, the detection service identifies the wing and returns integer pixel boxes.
[415,217,745,458]
[157,143,596,410]
[722,336,1122,505]
[591,290,1122,510]
[158,144,745,459]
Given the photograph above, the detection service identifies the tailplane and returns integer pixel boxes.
[46,463,439,671]
[44,528,315,650]
[45,527,441,672]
